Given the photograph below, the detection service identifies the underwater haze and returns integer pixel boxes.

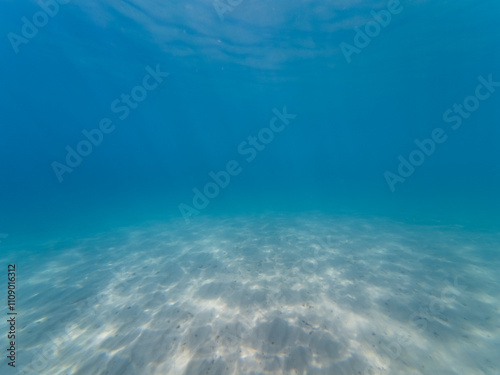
[0,0,499,374]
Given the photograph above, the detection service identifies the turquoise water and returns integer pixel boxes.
[0,1,499,374]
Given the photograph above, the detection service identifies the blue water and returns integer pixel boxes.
[1,1,499,374]
[1,0,499,241]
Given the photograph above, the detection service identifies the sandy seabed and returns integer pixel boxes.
[1,213,499,375]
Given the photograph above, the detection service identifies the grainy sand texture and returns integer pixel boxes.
[1,213,499,375]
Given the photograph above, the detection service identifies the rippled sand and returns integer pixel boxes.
[1,213,499,374]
